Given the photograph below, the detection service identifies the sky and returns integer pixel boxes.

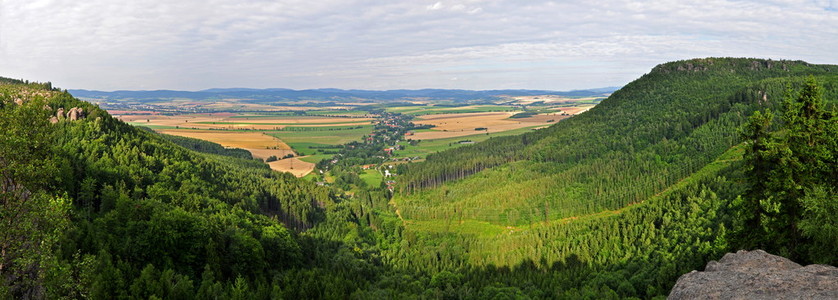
[1,0,836,91]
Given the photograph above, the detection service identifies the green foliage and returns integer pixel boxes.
[798,186,838,263]
[737,77,838,263]
[0,85,71,298]
[1,82,322,297]
[397,58,836,227]
[2,59,836,299]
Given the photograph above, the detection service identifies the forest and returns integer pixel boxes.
[1,57,836,299]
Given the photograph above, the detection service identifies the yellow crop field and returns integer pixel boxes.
[411,112,566,140]
[157,130,290,151]
[267,158,315,177]
[156,129,316,177]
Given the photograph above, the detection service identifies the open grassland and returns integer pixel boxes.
[298,154,333,164]
[411,112,567,140]
[267,125,374,155]
[360,169,385,188]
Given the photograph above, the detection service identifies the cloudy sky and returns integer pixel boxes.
[1,0,836,91]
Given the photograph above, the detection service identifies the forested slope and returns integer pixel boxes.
[0,80,334,298]
[395,58,837,225]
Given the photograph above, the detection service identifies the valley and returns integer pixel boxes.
[5,0,837,297]
[2,58,836,299]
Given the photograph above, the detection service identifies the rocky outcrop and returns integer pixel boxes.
[50,107,85,123]
[669,250,838,300]
[67,107,85,121]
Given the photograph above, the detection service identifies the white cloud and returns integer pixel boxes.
[0,0,835,90]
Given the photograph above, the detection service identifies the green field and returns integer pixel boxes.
[359,169,384,188]
[298,154,333,163]
[267,125,373,156]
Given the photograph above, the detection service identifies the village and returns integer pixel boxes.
[313,111,418,192]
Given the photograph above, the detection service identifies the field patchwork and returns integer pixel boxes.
[411,112,567,140]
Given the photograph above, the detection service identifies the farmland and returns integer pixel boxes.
[409,111,565,140]
[392,125,549,160]
[106,94,603,179]
[117,113,379,176]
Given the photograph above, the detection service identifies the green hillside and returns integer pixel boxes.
[1,58,835,299]
[0,81,337,298]
[395,58,837,225]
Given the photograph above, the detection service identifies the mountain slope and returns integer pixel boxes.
[379,58,837,298]
[2,58,835,299]
[395,58,837,225]
[0,79,336,297]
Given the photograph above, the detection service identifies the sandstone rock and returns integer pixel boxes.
[56,108,65,120]
[669,250,838,300]
[67,107,85,121]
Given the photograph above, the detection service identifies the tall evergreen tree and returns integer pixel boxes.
[738,77,837,262]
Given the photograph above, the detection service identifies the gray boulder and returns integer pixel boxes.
[669,250,838,300]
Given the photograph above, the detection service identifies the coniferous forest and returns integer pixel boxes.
[1,58,836,299]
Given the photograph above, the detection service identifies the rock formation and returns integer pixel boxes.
[67,107,85,121]
[669,250,838,299]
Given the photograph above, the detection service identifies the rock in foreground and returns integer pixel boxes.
[669,250,838,300]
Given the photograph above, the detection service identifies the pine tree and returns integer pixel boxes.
[738,77,837,262]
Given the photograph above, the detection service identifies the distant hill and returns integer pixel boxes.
[68,87,619,103]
